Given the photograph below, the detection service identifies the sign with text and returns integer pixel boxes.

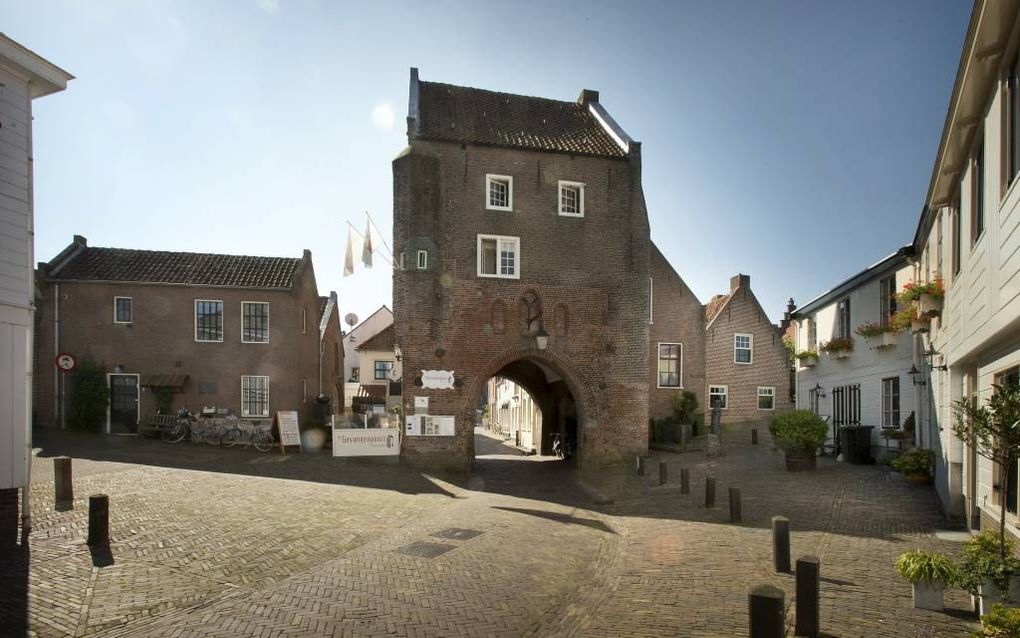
[332,427,400,457]
[421,370,455,390]
[274,411,302,453]
[405,415,455,436]
[414,396,429,414]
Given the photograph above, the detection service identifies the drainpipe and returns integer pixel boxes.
[54,283,61,429]
[23,88,35,534]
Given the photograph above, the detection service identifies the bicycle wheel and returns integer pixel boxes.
[163,420,187,443]
[222,426,242,447]
[203,425,224,445]
[253,429,274,452]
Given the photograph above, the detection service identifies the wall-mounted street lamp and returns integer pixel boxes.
[394,344,403,362]
[922,343,948,372]
[909,364,927,387]
[535,325,549,351]
[811,382,826,398]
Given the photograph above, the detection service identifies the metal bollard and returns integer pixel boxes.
[680,468,690,495]
[54,457,73,508]
[729,486,742,523]
[772,515,791,573]
[705,476,716,508]
[659,461,668,486]
[636,455,645,477]
[748,584,785,638]
[87,494,109,546]
[795,555,821,638]
[751,428,759,445]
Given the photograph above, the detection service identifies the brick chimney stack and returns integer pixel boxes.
[729,273,750,292]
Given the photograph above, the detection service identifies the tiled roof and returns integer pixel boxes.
[357,324,394,352]
[48,246,302,289]
[416,81,627,158]
[705,294,730,322]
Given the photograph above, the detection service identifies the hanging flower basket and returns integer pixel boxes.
[820,337,854,360]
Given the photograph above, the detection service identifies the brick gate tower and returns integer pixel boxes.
[393,69,651,471]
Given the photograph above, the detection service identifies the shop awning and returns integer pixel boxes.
[140,374,190,392]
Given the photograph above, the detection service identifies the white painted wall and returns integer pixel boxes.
[342,306,392,383]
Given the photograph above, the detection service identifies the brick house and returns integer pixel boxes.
[34,236,343,431]
[393,70,652,470]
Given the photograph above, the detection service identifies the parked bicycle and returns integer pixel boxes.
[160,407,193,443]
[222,422,275,452]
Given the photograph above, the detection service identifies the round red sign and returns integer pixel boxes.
[55,353,76,372]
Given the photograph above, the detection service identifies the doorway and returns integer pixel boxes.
[108,373,139,434]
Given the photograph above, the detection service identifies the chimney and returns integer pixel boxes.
[729,273,750,292]
[407,67,421,139]
[73,235,87,247]
[578,89,599,106]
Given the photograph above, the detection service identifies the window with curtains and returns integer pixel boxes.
[241,375,269,417]
[195,300,224,342]
[709,385,728,409]
[881,377,900,428]
[241,302,269,343]
[837,298,851,339]
[657,343,682,388]
[114,296,133,323]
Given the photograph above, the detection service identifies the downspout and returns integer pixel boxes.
[54,283,60,429]
[23,85,35,534]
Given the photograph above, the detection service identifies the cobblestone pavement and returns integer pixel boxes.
[0,428,979,637]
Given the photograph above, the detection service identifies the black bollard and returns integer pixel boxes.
[87,494,109,546]
[729,487,742,523]
[659,461,668,485]
[54,457,73,508]
[748,584,785,638]
[772,515,791,573]
[751,428,759,445]
[636,456,645,477]
[680,468,690,495]
[705,476,716,508]
[795,555,821,638]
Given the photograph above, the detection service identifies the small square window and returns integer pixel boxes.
[114,297,132,324]
[757,386,775,410]
[734,334,753,364]
[486,174,513,211]
[558,181,585,217]
[417,250,428,270]
[477,235,520,279]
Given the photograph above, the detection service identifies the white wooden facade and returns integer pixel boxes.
[0,35,71,493]
[341,305,392,408]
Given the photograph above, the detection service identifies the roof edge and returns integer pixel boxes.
[0,32,74,98]
[792,246,914,318]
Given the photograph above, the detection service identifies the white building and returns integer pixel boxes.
[911,0,1020,528]
[792,250,917,457]
[341,305,393,409]
[0,34,72,529]
[486,377,541,453]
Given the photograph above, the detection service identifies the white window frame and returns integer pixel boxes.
[194,299,224,343]
[477,234,521,280]
[113,296,133,324]
[241,375,270,417]
[656,342,683,389]
[417,250,428,270]
[241,301,270,344]
[757,386,775,411]
[558,180,585,217]
[734,333,753,365]
[486,174,513,211]
[709,385,728,410]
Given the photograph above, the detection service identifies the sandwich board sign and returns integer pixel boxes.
[274,411,302,454]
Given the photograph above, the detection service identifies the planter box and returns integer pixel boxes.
[976,575,1020,615]
[799,355,818,368]
[911,318,929,334]
[784,450,817,472]
[880,331,899,348]
[912,581,944,611]
[830,349,852,360]
[918,293,943,318]
[904,472,931,485]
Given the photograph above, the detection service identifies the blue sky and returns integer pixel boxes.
[6,0,970,325]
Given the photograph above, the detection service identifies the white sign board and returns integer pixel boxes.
[405,415,456,437]
[332,427,400,457]
[414,396,429,414]
[421,370,455,390]
[274,411,302,452]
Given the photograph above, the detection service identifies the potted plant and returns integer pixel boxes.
[796,350,819,368]
[958,532,1020,616]
[897,279,945,318]
[953,384,1020,613]
[769,410,828,471]
[890,447,934,484]
[973,604,1020,636]
[894,549,958,611]
[880,427,907,452]
[820,337,854,360]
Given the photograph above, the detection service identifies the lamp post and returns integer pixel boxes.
[535,325,549,351]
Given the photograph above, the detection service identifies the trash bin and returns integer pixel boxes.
[840,426,875,464]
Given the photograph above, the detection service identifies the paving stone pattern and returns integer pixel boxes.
[1,428,980,637]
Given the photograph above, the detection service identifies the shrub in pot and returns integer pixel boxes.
[769,410,828,471]
[890,447,934,483]
[959,532,1020,616]
[894,549,957,611]
[974,604,1020,637]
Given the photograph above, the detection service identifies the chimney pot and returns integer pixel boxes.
[578,89,599,106]
[730,273,750,292]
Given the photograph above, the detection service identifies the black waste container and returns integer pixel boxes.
[840,426,875,464]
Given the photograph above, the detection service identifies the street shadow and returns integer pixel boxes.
[491,506,617,534]
[0,530,30,637]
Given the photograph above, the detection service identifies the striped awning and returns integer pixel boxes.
[140,374,189,391]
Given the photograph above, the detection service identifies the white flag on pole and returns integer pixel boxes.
[343,225,355,277]
[362,218,374,267]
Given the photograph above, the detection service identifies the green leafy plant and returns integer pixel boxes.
[953,384,1020,562]
[890,447,934,476]
[671,390,699,425]
[67,357,109,433]
[894,549,958,584]
[897,279,946,304]
[958,531,1020,596]
[782,335,796,367]
[854,322,894,338]
[889,308,917,332]
[903,411,916,433]
[769,410,828,454]
[820,337,854,354]
[796,350,819,361]
[973,604,1020,637]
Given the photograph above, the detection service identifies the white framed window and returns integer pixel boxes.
[734,333,753,364]
[417,250,428,269]
[486,174,513,211]
[241,302,269,343]
[195,300,224,342]
[709,385,728,409]
[558,180,585,217]
[657,342,682,388]
[113,296,133,324]
[477,234,520,279]
[241,375,269,417]
[757,386,775,410]
[881,377,900,428]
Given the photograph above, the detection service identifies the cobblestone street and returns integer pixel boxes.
[1,428,979,637]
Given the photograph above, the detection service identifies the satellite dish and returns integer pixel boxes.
[344,313,359,327]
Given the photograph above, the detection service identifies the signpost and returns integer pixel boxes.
[55,352,76,372]
[273,411,302,454]
[332,427,400,457]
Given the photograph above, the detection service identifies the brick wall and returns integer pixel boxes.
[704,276,793,426]
[34,263,323,429]
[393,139,651,471]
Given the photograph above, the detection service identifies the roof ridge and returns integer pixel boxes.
[420,80,582,109]
[85,245,302,262]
